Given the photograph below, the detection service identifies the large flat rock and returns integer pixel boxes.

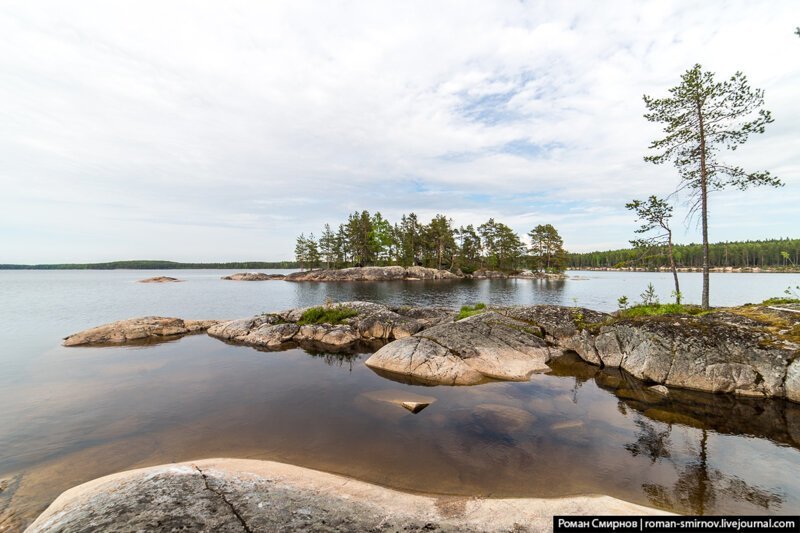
[63,317,219,346]
[27,459,670,532]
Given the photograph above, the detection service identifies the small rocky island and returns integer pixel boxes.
[220,265,565,282]
[138,276,181,283]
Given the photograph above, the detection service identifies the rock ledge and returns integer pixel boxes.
[27,459,669,532]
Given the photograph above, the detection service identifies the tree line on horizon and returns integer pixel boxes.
[294,211,567,274]
[0,260,299,270]
[567,238,800,270]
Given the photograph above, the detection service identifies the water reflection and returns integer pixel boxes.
[625,418,672,464]
[1,338,799,530]
[641,429,784,514]
[550,352,800,450]
[304,348,362,370]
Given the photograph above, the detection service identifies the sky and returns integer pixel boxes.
[1,1,798,263]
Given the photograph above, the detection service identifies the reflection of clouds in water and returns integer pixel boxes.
[4,332,800,526]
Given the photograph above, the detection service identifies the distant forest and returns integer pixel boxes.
[0,260,300,270]
[5,238,798,271]
[567,238,800,269]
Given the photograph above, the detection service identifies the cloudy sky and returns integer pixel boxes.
[1,1,798,263]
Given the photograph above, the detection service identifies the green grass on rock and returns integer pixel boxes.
[297,306,359,326]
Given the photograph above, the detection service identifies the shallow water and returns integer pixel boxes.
[1,270,799,529]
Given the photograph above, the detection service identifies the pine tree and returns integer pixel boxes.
[643,64,781,308]
[294,233,308,270]
[626,196,680,303]
[319,224,336,269]
[528,224,566,272]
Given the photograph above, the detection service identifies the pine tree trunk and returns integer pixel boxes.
[698,100,710,309]
[668,232,681,304]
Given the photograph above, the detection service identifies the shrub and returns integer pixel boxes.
[296,305,359,325]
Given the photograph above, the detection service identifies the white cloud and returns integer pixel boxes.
[0,0,797,262]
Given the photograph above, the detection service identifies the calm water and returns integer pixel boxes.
[1,270,799,530]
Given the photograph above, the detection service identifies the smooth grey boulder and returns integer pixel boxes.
[365,311,552,385]
[63,317,219,346]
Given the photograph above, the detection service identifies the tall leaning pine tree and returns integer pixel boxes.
[643,64,782,309]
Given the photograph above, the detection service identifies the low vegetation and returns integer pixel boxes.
[618,303,709,318]
[456,302,486,321]
[296,306,359,326]
[761,297,800,306]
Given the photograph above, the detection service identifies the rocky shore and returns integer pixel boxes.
[47,301,800,531]
[62,301,800,402]
[220,266,565,282]
[27,459,669,533]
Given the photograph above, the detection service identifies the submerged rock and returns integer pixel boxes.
[63,317,219,346]
[365,311,552,385]
[360,389,437,414]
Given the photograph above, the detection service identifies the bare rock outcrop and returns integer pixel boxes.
[207,302,454,351]
[221,272,286,281]
[285,266,462,282]
[497,304,800,402]
[138,276,181,283]
[469,269,508,279]
[63,317,219,346]
[365,311,552,385]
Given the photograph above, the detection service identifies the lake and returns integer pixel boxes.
[1,270,799,530]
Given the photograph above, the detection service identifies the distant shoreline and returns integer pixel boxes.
[572,266,800,274]
[0,260,300,270]
[2,262,798,273]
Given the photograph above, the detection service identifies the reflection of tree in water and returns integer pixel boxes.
[627,418,783,514]
[304,350,360,370]
[570,377,585,404]
[625,418,672,464]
